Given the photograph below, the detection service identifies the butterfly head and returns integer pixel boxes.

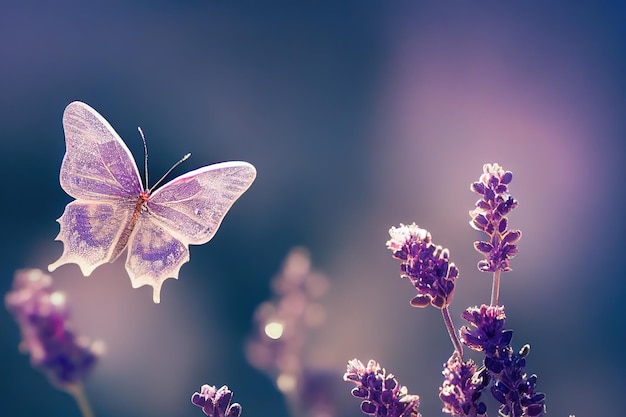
[140,190,150,202]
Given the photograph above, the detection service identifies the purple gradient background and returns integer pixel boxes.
[1,2,624,417]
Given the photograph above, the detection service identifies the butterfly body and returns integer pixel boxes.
[48,101,256,303]
[109,192,149,261]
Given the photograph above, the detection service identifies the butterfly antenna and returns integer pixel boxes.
[149,153,192,193]
[138,127,149,189]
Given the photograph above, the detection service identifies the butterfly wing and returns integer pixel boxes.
[49,101,143,276]
[126,161,257,303]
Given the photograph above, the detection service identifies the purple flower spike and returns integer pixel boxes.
[439,353,488,417]
[5,269,102,389]
[490,346,546,417]
[469,163,521,273]
[344,359,421,417]
[387,223,458,309]
[460,305,512,367]
[460,305,546,416]
[191,385,242,417]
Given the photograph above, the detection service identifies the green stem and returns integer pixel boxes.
[490,269,501,306]
[66,384,95,417]
[441,306,463,359]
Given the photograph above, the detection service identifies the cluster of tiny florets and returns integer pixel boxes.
[460,304,511,363]
[439,353,488,417]
[460,305,546,417]
[344,359,421,417]
[386,223,458,308]
[191,385,242,417]
[469,163,521,273]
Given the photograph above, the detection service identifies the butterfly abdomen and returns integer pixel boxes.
[110,195,149,261]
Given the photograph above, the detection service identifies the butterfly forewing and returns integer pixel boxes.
[49,201,135,275]
[147,162,257,244]
[60,101,143,200]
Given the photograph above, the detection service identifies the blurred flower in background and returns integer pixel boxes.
[5,268,104,416]
[246,247,335,417]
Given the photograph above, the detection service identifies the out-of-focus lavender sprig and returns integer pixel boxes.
[439,353,489,417]
[460,305,546,417]
[344,359,421,417]
[246,247,334,417]
[191,384,242,417]
[469,163,521,306]
[5,268,103,417]
[386,224,463,356]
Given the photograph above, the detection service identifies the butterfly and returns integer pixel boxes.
[48,101,256,303]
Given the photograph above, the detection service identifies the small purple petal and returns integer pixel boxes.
[471,182,486,194]
[498,217,508,233]
[495,184,508,193]
[226,403,242,417]
[361,401,377,414]
[503,230,522,244]
[410,295,431,308]
[488,175,500,190]
[477,200,490,210]
[352,386,369,398]
[474,241,493,254]
[477,260,492,272]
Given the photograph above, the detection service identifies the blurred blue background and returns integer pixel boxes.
[1,2,625,416]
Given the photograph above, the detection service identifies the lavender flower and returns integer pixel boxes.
[344,359,421,417]
[490,347,546,417]
[386,223,458,309]
[191,385,242,417]
[460,305,512,372]
[460,305,546,417]
[469,163,521,274]
[5,269,102,389]
[387,224,464,355]
[439,354,488,417]
[359,164,550,417]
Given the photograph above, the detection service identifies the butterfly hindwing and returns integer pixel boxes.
[48,201,135,276]
[126,216,189,303]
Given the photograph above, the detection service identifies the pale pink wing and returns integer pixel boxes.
[49,101,143,276]
[125,161,257,303]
